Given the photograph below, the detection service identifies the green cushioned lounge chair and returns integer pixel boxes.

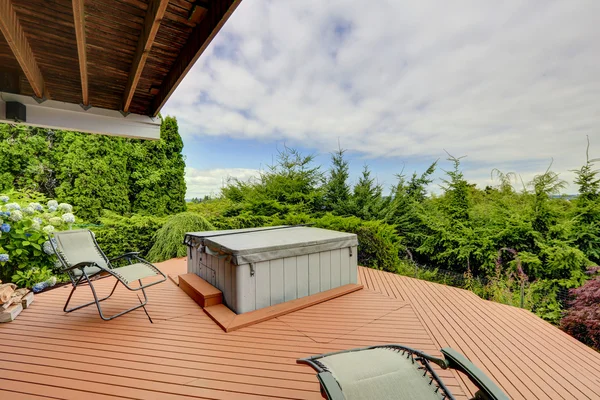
[50,229,167,321]
[298,345,509,400]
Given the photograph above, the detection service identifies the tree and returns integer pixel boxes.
[128,116,187,216]
[350,164,384,220]
[0,124,54,194]
[440,153,470,221]
[324,145,351,215]
[0,116,187,221]
[571,138,600,262]
[528,162,566,234]
[384,161,437,238]
[53,130,131,220]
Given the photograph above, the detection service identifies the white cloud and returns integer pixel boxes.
[164,0,600,192]
[185,167,260,198]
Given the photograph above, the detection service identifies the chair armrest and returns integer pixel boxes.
[109,252,141,263]
[441,348,509,400]
[62,261,99,272]
[317,372,346,400]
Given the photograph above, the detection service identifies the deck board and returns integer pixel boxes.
[359,266,600,400]
[1,258,599,399]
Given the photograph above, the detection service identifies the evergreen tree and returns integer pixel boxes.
[53,131,131,220]
[572,139,600,262]
[324,146,351,214]
[350,164,384,220]
[129,116,187,216]
[385,161,437,238]
[440,153,470,221]
[528,164,566,234]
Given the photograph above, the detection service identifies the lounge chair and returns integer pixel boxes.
[50,229,167,321]
[298,344,509,400]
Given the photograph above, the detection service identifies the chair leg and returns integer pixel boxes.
[89,277,149,321]
[64,276,150,321]
[64,278,119,313]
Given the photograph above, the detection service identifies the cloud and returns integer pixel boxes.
[185,167,260,198]
[164,0,600,193]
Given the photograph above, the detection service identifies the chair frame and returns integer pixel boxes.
[50,230,167,321]
[298,344,509,400]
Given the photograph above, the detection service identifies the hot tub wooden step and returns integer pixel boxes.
[178,273,222,307]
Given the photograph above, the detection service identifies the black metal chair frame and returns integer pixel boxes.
[51,231,167,321]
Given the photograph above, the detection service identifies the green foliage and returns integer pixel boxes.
[0,117,186,221]
[92,212,168,258]
[348,165,386,220]
[147,212,214,262]
[323,146,351,214]
[0,191,76,283]
[439,153,471,221]
[0,125,54,194]
[222,146,325,216]
[12,266,53,288]
[128,116,187,216]
[311,214,402,272]
[52,131,131,220]
[571,140,600,263]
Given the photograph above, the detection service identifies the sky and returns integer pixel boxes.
[161,0,600,199]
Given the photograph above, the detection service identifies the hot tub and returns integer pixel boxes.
[185,226,358,313]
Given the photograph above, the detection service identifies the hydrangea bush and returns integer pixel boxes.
[0,193,76,287]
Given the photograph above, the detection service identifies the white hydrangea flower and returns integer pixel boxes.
[43,240,56,255]
[9,210,23,222]
[49,217,63,227]
[58,203,73,213]
[62,213,75,224]
[48,206,57,212]
[29,202,43,212]
[31,220,41,230]
[43,225,55,233]
[23,206,35,215]
[0,195,8,203]
[5,203,20,211]
[47,200,58,208]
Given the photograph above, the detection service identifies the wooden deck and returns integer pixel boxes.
[1,259,599,399]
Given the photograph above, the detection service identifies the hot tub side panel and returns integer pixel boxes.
[233,245,358,314]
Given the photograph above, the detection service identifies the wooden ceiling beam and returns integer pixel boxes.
[0,0,46,98]
[72,0,89,106]
[151,0,240,116]
[122,0,170,113]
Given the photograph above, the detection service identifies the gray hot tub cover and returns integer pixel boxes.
[200,226,358,265]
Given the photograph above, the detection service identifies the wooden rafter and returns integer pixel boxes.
[0,0,45,98]
[122,0,170,113]
[72,0,88,106]
[151,0,240,116]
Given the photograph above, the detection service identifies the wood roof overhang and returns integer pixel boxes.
[0,0,240,139]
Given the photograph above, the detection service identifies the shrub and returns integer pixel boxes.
[92,212,168,258]
[0,191,76,285]
[147,212,214,262]
[311,214,402,272]
[560,267,600,350]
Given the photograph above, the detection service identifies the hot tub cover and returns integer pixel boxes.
[202,226,358,265]
[185,226,286,243]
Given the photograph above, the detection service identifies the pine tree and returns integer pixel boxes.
[572,138,600,262]
[440,153,470,221]
[350,164,384,220]
[324,145,351,214]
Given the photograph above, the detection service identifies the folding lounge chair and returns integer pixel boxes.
[298,344,509,400]
[50,229,167,320]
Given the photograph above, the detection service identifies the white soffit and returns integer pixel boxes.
[0,92,160,140]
